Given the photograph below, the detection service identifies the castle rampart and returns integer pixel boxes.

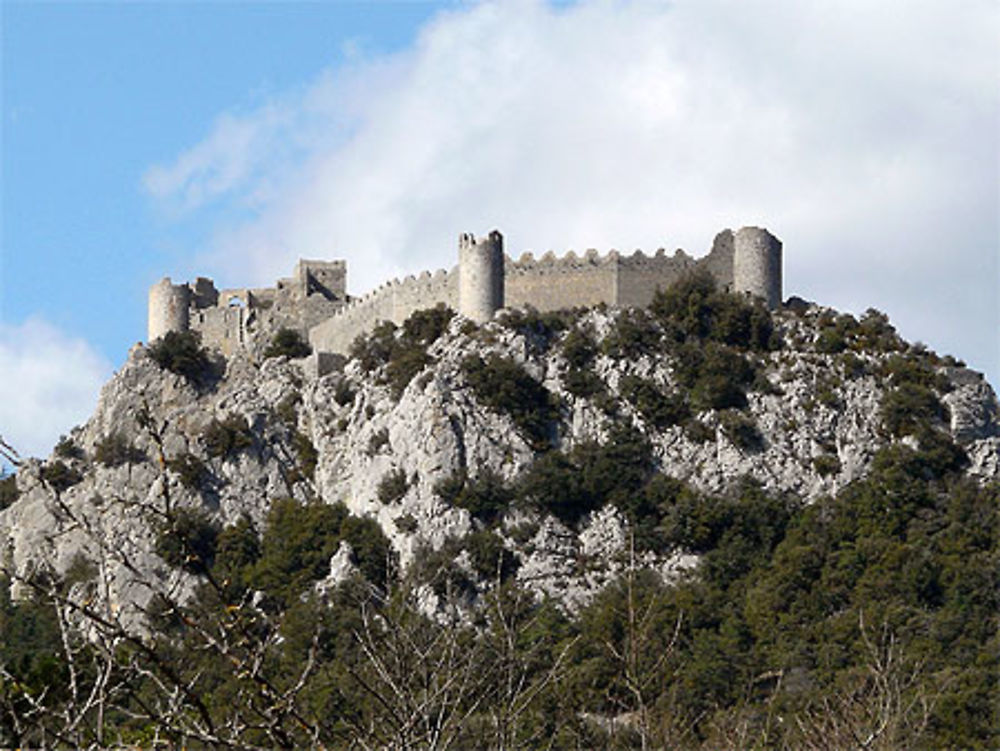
[149,226,782,362]
[309,267,459,355]
[505,250,618,311]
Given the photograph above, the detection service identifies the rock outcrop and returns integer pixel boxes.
[2,303,997,621]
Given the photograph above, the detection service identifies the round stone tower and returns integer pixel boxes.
[147,277,191,342]
[458,230,504,323]
[732,227,782,309]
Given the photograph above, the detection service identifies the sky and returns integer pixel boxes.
[1,0,997,462]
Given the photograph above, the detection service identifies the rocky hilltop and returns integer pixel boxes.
[3,284,997,616]
[2,275,999,749]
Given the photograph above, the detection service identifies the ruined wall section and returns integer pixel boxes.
[504,251,618,311]
[615,249,698,308]
[179,259,349,357]
[309,268,458,355]
[696,230,736,293]
[504,246,705,312]
[190,304,248,357]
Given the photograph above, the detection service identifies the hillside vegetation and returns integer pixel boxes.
[1,274,997,749]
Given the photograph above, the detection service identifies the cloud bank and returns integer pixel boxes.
[0,319,112,462]
[145,0,999,382]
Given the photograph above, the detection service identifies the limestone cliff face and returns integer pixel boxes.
[2,304,997,618]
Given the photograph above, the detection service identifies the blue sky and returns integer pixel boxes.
[2,0,998,460]
[3,0,442,358]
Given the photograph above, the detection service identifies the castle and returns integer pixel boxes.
[147,226,782,364]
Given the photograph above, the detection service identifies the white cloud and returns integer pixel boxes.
[0,318,112,462]
[145,0,999,383]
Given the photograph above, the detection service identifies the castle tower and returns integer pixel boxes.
[458,230,504,323]
[732,227,782,309]
[147,277,190,342]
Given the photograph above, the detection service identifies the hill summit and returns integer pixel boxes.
[1,270,997,749]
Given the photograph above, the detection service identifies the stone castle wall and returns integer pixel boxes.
[309,268,459,355]
[149,226,782,360]
[149,260,348,357]
[504,250,617,311]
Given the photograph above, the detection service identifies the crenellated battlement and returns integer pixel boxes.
[148,226,782,363]
[505,246,695,273]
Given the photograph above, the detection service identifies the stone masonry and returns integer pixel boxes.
[148,226,782,359]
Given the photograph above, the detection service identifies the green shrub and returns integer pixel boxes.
[249,499,347,606]
[149,330,215,383]
[212,516,260,599]
[683,419,715,443]
[600,309,661,358]
[394,513,418,533]
[463,530,518,582]
[350,321,398,373]
[408,541,476,600]
[812,453,841,476]
[202,414,253,459]
[0,473,18,511]
[816,385,841,409]
[619,374,689,428]
[815,327,847,354]
[333,378,356,406]
[650,270,775,351]
[39,461,82,493]
[349,307,454,395]
[54,435,84,460]
[879,353,950,392]
[674,341,756,411]
[339,514,392,590]
[561,327,597,368]
[434,467,513,524]
[94,432,145,467]
[840,351,867,379]
[385,347,432,397]
[461,354,559,450]
[166,453,210,490]
[563,367,605,399]
[275,391,301,427]
[0,576,66,701]
[292,431,318,481]
[367,428,389,456]
[247,498,392,604]
[401,304,454,347]
[377,468,408,504]
[856,308,904,352]
[517,425,654,526]
[155,507,219,574]
[517,451,585,524]
[263,328,311,359]
[659,478,792,568]
[874,428,967,481]
[719,411,764,452]
[63,554,98,589]
[881,382,947,438]
[499,307,577,347]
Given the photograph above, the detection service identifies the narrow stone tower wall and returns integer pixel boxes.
[732,227,782,309]
[147,278,190,342]
[458,230,504,323]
